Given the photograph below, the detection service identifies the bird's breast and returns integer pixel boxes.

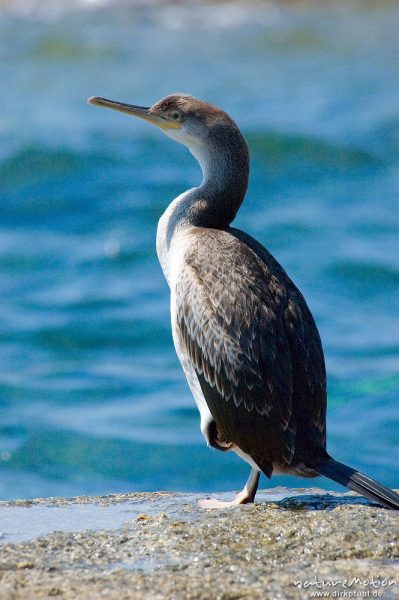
[156,210,172,285]
[156,219,194,289]
[156,188,200,286]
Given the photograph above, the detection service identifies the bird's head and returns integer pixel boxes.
[88,93,249,221]
[88,93,247,166]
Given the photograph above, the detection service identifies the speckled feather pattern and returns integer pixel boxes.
[175,226,327,474]
[150,93,327,478]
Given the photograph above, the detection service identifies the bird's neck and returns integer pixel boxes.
[188,132,249,228]
[156,130,249,283]
[165,130,249,227]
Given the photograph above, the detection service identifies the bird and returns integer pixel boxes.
[88,93,399,511]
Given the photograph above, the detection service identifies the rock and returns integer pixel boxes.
[0,488,398,599]
[16,561,34,570]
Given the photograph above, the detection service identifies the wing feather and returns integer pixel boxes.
[174,227,326,469]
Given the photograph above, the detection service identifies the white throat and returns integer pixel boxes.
[156,128,209,286]
[165,127,210,184]
[155,123,243,286]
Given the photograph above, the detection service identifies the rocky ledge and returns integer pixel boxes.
[0,488,398,599]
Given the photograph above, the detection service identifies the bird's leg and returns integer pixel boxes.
[198,468,260,509]
[203,419,233,452]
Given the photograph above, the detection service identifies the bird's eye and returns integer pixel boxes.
[170,110,181,121]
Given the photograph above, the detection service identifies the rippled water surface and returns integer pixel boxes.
[1,1,398,500]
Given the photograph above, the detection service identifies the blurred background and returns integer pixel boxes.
[1,0,398,500]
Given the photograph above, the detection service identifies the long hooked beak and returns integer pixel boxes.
[87,96,180,130]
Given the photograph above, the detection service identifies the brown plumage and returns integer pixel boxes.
[176,226,326,476]
[89,92,399,510]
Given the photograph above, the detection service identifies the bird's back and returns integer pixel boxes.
[174,225,327,475]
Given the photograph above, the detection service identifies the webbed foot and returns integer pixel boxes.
[198,468,260,509]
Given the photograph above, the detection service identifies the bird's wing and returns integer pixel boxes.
[283,286,327,450]
[234,228,327,455]
[174,229,298,471]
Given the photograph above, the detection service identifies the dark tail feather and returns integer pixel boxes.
[314,457,399,511]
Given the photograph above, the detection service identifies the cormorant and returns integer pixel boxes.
[88,93,399,510]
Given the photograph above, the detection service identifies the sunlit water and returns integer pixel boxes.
[0,1,398,500]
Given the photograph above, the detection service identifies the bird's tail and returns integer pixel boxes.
[314,457,399,511]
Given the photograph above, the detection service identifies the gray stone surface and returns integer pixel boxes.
[0,488,398,599]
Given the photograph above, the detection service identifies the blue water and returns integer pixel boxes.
[1,1,398,500]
